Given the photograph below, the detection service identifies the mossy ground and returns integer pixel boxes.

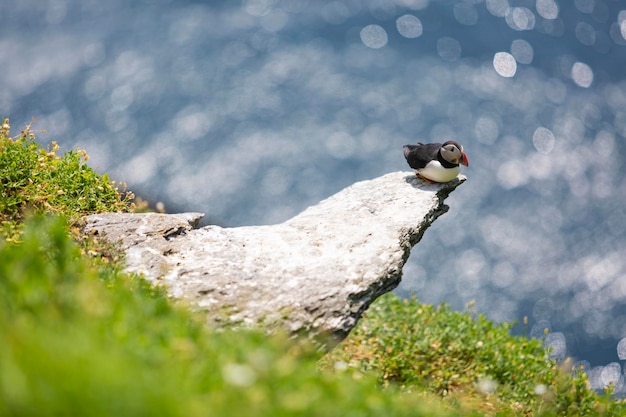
[1,119,624,416]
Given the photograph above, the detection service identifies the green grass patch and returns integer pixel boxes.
[0,118,133,242]
[322,294,624,416]
[0,215,455,417]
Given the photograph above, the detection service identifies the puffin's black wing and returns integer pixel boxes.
[403,142,441,170]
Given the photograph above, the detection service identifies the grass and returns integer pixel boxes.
[1,118,625,416]
[322,294,623,416]
[1,216,454,417]
[0,118,134,242]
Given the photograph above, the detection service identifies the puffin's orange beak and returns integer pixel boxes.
[460,151,469,167]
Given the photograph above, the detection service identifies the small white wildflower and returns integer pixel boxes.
[334,361,348,371]
[222,363,256,387]
[476,377,497,394]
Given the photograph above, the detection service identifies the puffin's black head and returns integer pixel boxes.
[440,141,469,167]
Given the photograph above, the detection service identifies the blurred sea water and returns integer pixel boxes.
[2,0,626,390]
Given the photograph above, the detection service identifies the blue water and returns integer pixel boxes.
[3,0,626,391]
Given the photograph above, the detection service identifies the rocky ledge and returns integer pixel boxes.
[83,172,465,345]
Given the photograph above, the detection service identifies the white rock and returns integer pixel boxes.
[83,171,465,344]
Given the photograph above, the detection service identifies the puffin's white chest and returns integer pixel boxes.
[415,161,460,183]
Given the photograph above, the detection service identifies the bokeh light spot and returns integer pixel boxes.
[243,0,274,17]
[493,52,517,77]
[261,10,289,32]
[83,75,106,101]
[533,127,555,154]
[491,261,516,288]
[600,363,624,391]
[110,85,135,112]
[497,159,527,189]
[321,2,351,25]
[544,332,567,361]
[530,320,551,339]
[609,21,626,45]
[453,3,478,26]
[486,0,509,17]
[475,117,499,144]
[574,0,595,14]
[536,0,559,19]
[360,24,388,49]
[396,14,423,38]
[571,62,593,87]
[617,338,626,360]
[325,131,356,159]
[510,39,533,64]
[401,0,429,10]
[576,21,596,46]
[505,7,535,31]
[82,42,106,67]
[437,37,461,61]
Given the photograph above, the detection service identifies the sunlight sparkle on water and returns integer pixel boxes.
[505,7,535,31]
[437,37,461,61]
[532,127,555,154]
[396,14,422,38]
[360,24,388,49]
[588,363,625,391]
[574,0,595,14]
[544,332,566,361]
[571,62,594,87]
[453,3,478,26]
[619,10,626,40]
[575,22,596,46]
[536,0,559,19]
[493,52,517,77]
[616,338,626,361]
[474,117,499,145]
[510,39,533,64]
[486,0,509,17]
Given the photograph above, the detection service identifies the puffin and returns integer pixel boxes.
[403,140,469,183]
